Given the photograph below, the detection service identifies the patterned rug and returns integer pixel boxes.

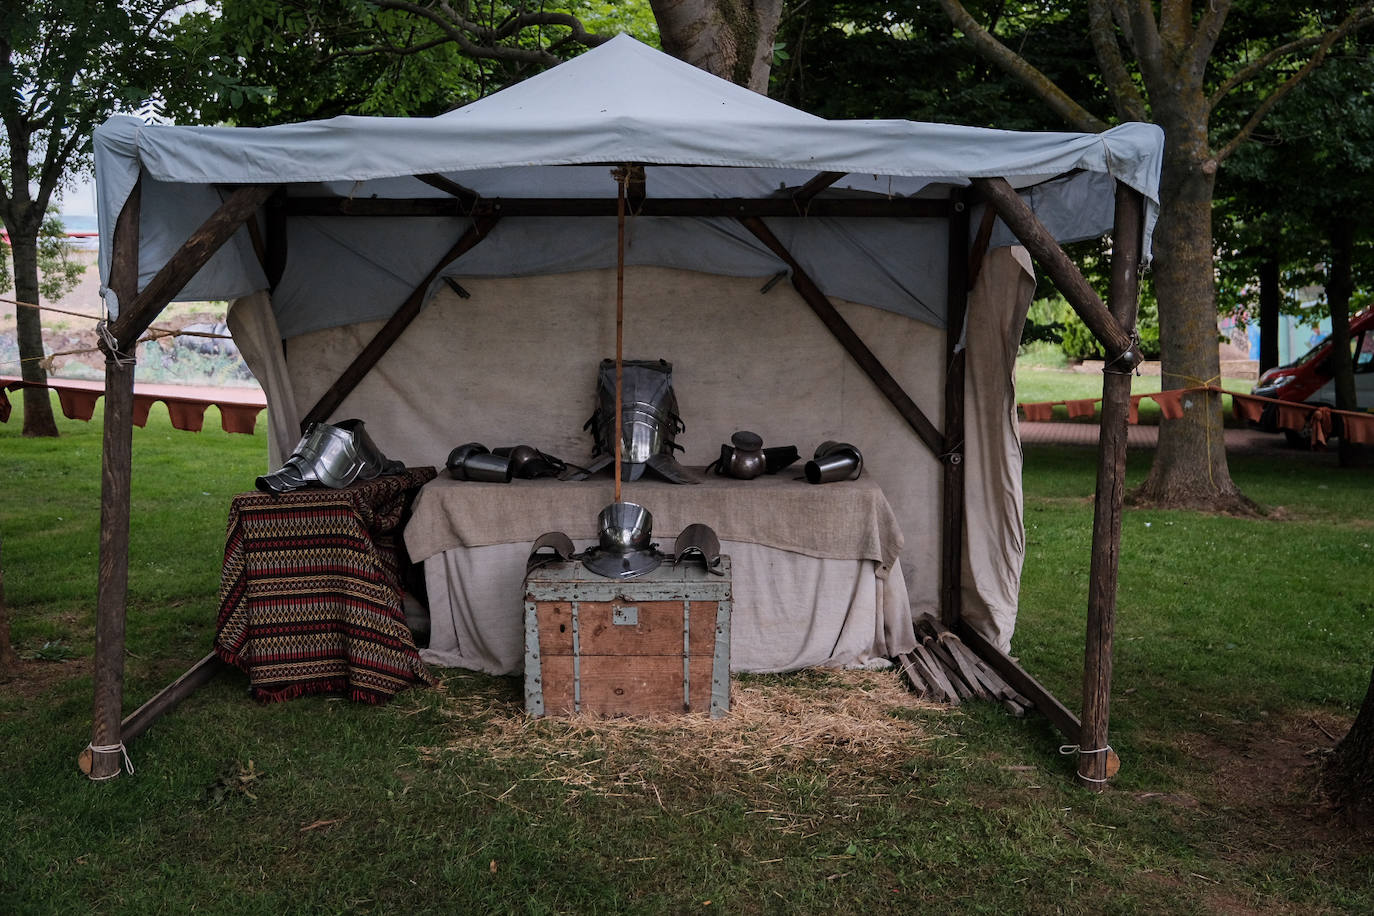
[214,467,437,703]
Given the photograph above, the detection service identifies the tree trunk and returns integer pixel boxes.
[1325,665,1374,830]
[7,228,60,437]
[1132,113,1255,513]
[1258,254,1280,375]
[650,0,783,92]
[0,533,15,680]
[1325,216,1363,467]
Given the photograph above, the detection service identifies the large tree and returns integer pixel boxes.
[0,1,193,437]
[935,1,1374,510]
[1326,665,1374,828]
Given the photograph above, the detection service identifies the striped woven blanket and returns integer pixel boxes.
[214,467,437,703]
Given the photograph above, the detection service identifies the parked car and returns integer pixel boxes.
[1251,308,1374,444]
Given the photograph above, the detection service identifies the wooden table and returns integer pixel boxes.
[214,467,436,703]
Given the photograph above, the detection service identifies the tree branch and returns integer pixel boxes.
[1209,34,1331,110]
[1215,3,1374,164]
[1087,0,1147,121]
[936,0,1108,133]
[1188,0,1233,81]
[323,36,455,61]
[1105,0,1136,55]
[373,0,609,68]
[1120,0,1165,90]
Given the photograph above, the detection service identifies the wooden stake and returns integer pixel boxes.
[1077,182,1145,791]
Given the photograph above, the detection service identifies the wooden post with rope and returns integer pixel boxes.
[1075,182,1145,790]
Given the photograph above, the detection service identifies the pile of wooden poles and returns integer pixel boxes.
[896,617,1033,715]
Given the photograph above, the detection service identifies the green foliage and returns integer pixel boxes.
[0,209,86,300]
[171,1,661,125]
[1214,33,1374,326]
[0,1,190,214]
[1027,295,1162,361]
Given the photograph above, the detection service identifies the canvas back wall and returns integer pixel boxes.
[230,251,1032,649]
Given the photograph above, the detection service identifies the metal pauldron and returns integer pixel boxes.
[256,419,399,493]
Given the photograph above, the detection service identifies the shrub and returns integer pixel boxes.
[1026,296,1161,361]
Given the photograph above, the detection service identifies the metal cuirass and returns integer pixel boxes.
[584,358,696,484]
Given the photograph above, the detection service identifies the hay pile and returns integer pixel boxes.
[422,668,948,809]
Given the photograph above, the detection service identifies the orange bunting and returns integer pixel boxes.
[1343,412,1374,445]
[1148,389,1186,420]
[1066,398,1098,419]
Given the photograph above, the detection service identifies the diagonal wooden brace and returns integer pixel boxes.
[972,177,1141,371]
[738,216,945,457]
[302,215,501,428]
[108,184,277,354]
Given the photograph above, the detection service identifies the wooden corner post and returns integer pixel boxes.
[86,179,141,780]
[940,190,970,628]
[1076,182,1145,790]
[84,182,273,779]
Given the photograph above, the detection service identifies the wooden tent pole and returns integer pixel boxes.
[87,180,141,780]
[971,178,1141,372]
[614,167,628,503]
[1076,182,1145,790]
[87,181,270,779]
[940,191,971,628]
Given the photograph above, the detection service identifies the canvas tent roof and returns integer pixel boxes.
[93,33,1162,336]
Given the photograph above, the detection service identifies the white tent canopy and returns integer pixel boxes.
[94,34,1161,338]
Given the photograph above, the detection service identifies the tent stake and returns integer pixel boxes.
[1077,182,1145,791]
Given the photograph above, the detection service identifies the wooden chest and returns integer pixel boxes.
[523,558,731,718]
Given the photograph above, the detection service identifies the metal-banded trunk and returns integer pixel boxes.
[524,559,732,718]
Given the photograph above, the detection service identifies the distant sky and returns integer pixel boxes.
[60,174,99,217]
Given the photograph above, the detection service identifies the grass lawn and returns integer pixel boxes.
[2,393,1372,914]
